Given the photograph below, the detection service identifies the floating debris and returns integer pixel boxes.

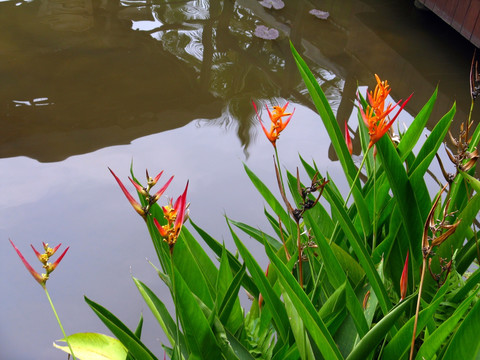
[259,0,285,10]
[254,25,279,40]
[309,9,330,19]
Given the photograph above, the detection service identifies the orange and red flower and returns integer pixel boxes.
[358,74,412,149]
[154,181,189,254]
[10,239,69,288]
[109,167,174,220]
[253,101,295,147]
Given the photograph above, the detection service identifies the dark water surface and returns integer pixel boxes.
[0,0,476,358]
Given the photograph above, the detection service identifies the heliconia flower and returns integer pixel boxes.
[253,101,295,147]
[150,175,175,204]
[43,242,62,257]
[146,169,163,188]
[109,167,146,219]
[400,251,409,302]
[31,244,49,264]
[10,239,46,287]
[153,181,189,254]
[344,120,353,155]
[358,75,412,149]
[44,246,69,274]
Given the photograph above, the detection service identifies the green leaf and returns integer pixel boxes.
[382,283,448,360]
[85,296,158,360]
[229,221,290,342]
[397,88,437,160]
[375,131,424,265]
[243,163,296,234]
[322,181,392,316]
[460,170,480,194]
[173,267,222,359]
[346,294,414,360]
[263,239,344,360]
[132,277,188,357]
[283,291,316,360]
[190,220,259,297]
[230,219,283,251]
[415,290,479,360]
[441,291,480,360]
[303,211,368,337]
[217,253,245,332]
[172,230,215,308]
[54,333,127,360]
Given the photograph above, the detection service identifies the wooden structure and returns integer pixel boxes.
[417,0,480,48]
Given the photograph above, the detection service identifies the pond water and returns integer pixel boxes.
[0,0,477,359]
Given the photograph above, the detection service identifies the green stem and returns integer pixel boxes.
[274,146,285,191]
[44,287,77,360]
[344,150,369,206]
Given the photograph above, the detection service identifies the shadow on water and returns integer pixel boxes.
[0,0,477,162]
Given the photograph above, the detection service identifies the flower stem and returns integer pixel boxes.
[274,147,285,191]
[44,287,77,360]
[344,150,369,206]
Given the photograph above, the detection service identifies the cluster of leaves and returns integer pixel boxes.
[56,43,480,359]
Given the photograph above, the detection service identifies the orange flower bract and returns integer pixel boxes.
[253,101,295,147]
[358,74,412,149]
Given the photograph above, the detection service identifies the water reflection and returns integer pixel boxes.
[1,0,476,163]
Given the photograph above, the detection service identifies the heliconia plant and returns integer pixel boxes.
[41,44,480,360]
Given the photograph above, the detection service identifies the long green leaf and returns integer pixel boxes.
[382,283,448,360]
[190,220,259,297]
[415,289,479,360]
[283,291,316,360]
[85,296,158,360]
[133,277,188,357]
[173,267,222,359]
[346,295,414,360]
[229,221,290,342]
[264,239,344,360]
[243,163,296,234]
[323,182,392,315]
[441,291,480,359]
[397,88,438,160]
[375,131,424,264]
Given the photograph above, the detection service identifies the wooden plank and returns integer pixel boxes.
[469,2,480,46]
[452,0,471,30]
[432,0,459,25]
[460,0,480,39]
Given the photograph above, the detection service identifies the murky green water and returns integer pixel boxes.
[0,0,476,358]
